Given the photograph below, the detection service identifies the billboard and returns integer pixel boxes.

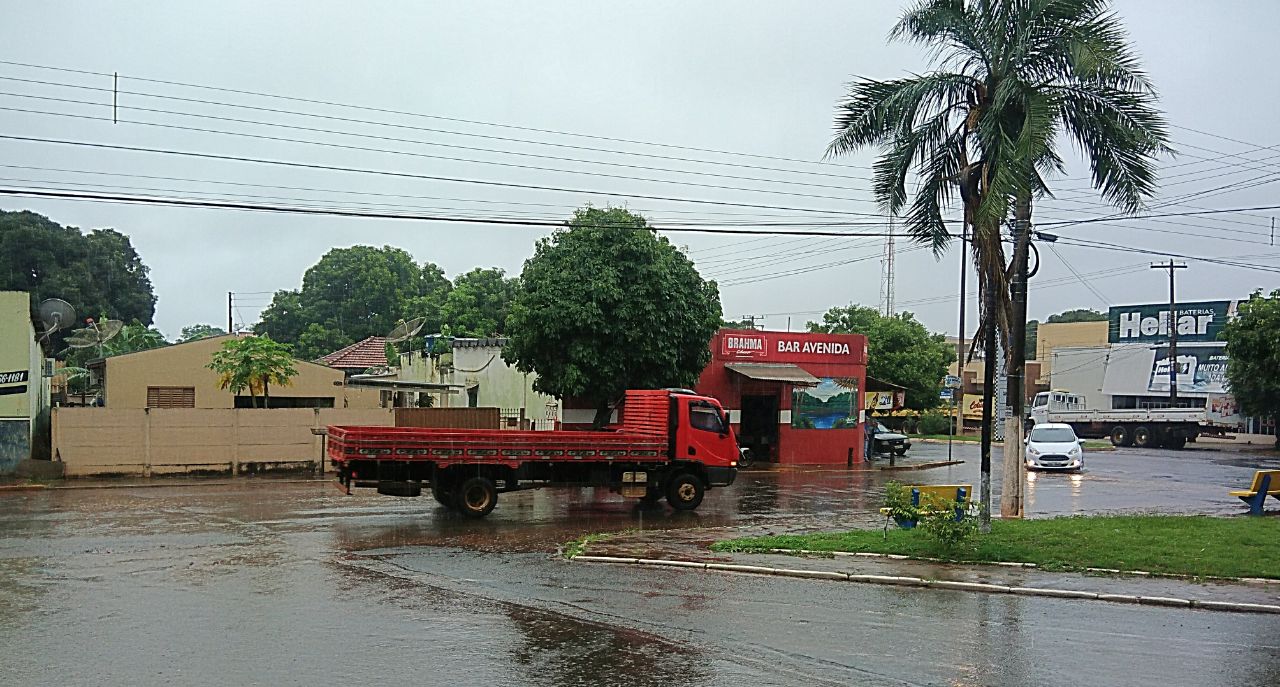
[1108,301,1236,344]
[1147,345,1229,394]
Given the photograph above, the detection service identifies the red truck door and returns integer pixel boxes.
[679,397,737,466]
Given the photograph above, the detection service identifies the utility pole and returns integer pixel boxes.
[227,292,234,334]
[1001,208,1032,520]
[1151,261,1187,404]
[979,282,996,534]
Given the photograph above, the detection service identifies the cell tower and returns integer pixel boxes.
[880,214,896,316]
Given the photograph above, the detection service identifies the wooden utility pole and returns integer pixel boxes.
[227,292,234,334]
[1151,261,1187,404]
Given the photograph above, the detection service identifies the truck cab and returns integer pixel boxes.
[1030,390,1086,427]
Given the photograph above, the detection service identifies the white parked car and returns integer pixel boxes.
[1025,422,1085,472]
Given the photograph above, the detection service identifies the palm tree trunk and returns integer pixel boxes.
[1001,195,1033,519]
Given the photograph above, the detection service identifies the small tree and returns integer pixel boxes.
[504,207,722,428]
[1223,289,1280,447]
[207,336,299,408]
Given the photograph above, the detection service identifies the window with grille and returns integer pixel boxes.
[146,386,195,408]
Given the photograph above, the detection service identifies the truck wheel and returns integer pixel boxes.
[454,476,498,518]
[1132,426,1154,448]
[666,473,705,511]
[1109,426,1132,447]
[431,480,456,509]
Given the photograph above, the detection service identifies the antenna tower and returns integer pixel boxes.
[880,214,896,316]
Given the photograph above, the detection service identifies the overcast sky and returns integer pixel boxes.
[4,1,1279,339]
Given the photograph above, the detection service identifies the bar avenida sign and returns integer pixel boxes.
[1108,301,1237,344]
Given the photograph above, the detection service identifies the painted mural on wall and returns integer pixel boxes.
[791,378,859,429]
[0,420,29,473]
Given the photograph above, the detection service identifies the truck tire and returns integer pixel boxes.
[666,473,705,511]
[1132,426,1154,448]
[454,476,498,518]
[1109,425,1132,447]
[431,480,456,509]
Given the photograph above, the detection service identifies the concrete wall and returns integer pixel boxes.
[52,407,395,477]
[0,291,43,474]
[102,334,382,409]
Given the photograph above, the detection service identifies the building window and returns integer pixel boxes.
[147,386,195,409]
[467,386,480,408]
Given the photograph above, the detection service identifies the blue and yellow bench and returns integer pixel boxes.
[880,484,972,524]
[1230,470,1280,516]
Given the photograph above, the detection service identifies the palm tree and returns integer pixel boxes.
[828,0,1169,522]
[208,336,299,408]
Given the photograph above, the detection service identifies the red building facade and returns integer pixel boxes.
[695,329,868,465]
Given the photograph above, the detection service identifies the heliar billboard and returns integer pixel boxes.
[1148,345,1229,395]
[1108,300,1237,344]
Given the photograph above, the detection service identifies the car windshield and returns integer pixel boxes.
[1030,427,1078,443]
[876,423,890,433]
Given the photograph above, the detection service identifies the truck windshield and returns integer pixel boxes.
[1029,427,1077,443]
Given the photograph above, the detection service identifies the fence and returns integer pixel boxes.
[51,407,395,477]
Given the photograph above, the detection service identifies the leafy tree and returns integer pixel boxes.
[504,207,723,427]
[1046,308,1107,324]
[207,336,299,409]
[178,324,227,342]
[441,267,518,336]
[1222,290,1280,447]
[809,304,954,411]
[827,0,1169,521]
[0,210,157,352]
[255,247,452,360]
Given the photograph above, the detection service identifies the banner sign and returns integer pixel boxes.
[718,330,866,364]
[1109,301,1236,344]
[1147,345,1229,394]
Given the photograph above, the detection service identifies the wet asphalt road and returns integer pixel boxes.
[2,442,1278,686]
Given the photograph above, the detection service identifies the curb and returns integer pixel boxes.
[569,555,1280,615]
[757,548,1280,586]
[878,460,964,471]
[0,484,49,492]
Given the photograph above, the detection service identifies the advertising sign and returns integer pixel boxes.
[792,377,859,429]
[718,331,865,364]
[1147,345,1229,394]
[962,394,985,420]
[1108,301,1236,344]
[1206,394,1243,428]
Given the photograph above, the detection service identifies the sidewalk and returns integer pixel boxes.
[580,524,1280,611]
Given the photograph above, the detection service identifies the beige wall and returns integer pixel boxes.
[103,334,381,409]
[53,406,394,476]
[1035,321,1108,384]
[1,291,44,473]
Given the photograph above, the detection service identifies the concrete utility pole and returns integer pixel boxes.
[1151,261,1187,404]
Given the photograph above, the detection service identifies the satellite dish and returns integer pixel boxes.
[62,318,125,353]
[386,317,426,344]
[38,298,76,341]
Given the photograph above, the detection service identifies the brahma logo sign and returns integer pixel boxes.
[722,334,767,359]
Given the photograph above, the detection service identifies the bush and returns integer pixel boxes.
[917,498,979,552]
[917,410,952,435]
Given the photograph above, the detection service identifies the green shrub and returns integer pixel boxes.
[917,498,979,552]
[918,410,952,435]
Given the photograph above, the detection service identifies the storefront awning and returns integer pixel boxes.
[725,363,820,386]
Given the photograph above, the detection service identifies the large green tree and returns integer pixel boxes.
[1222,290,1280,448]
[1046,308,1107,324]
[828,0,1169,521]
[0,210,157,351]
[441,267,519,337]
[808,305,954,411]
[504,207,723,427]
[178,324,227,342]
[254,246,453,360]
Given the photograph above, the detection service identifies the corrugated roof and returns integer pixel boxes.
[725,363,820,386]
[317,336,388,369]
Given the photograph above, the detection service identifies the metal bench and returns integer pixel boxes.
[1229,470,1280,516]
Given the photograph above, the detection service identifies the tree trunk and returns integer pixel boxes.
[1001,196,1032,519]
[592,403,612,430]
[263,379,270,409]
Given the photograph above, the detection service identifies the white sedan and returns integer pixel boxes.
[1025,423,1085,472]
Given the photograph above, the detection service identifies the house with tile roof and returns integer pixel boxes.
[317,336,388,376]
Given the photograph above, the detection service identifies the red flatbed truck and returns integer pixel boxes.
[327,389,739,518]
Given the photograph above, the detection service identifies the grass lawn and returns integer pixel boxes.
[711,515,1280,579]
